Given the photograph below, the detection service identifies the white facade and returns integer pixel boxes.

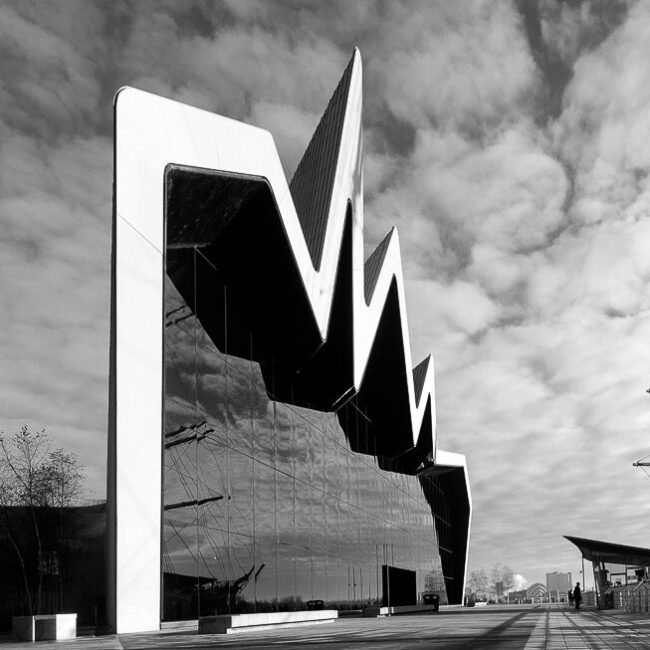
[109,50,470,633]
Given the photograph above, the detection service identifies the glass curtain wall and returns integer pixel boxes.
[162,250,448,621]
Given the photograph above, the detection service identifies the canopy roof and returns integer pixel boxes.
[565,535,650,567]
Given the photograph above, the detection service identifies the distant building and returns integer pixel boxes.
[546,571,572,595]
[526,583,548,601]
[0,503,105,630]
[508,589,528,603]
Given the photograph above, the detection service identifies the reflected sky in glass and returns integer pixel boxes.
[162,265,450,621]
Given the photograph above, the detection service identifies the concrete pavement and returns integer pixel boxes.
[3,604,650,649]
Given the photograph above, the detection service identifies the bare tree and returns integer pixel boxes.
[491,563,514,598]
[0,426,84,615]
[466,568,489,600]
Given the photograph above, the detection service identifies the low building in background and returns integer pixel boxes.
[0,503,105,630]
[527,583,549,602]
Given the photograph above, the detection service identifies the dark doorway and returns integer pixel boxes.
[382,565,416,607]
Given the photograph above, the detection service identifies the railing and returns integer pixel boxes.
[604,581,650,613]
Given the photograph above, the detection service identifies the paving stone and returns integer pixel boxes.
[4,604,650,649]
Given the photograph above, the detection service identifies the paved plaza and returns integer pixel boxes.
[5,605,650,649]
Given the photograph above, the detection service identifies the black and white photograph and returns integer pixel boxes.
[1,1,650,647]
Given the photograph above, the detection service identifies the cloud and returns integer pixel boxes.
[370,2,537,132]
[407,279,499,347]
[527,218,650,320]
[0,2,106,138]
[248,101,318,178]
[3,0,650,589]
[552,1,650,226]
[415,126,568,253]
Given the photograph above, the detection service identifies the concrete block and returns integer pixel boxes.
[12,617,34,642]
[363,604,436,617]
[12,614,77,641]
[199,609,338,634]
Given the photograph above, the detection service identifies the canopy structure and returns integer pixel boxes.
[565,535,650,606]
[565,536,650,568]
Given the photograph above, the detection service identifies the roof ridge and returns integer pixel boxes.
[289,51,355,270]
[412,356,431,404]
[363,229,394,304]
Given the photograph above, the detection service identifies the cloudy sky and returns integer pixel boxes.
[2,0,650,588]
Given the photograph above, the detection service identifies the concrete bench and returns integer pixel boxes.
[199,609,338,634]
[12,613,77,641]
[363,604,437,617]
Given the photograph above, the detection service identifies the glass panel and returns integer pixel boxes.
[276,541,297,608]
[163,203,454,621]
[295,481,312,606]
[253,459,277,611]
[274,402,294,477]
[252,389,275,465]
[226,531,255,614]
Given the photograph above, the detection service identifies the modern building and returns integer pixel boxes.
[546,572,572,597]
[108,49,471,633]
[526,583,548,601]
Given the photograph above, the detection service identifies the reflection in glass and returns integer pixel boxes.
[162,253,450,622]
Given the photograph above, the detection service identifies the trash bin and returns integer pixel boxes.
[423,593,440,611]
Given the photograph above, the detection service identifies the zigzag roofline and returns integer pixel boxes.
[164,50,436,459]
[244,49,438,455]
[110,50,471,631]
[118,50,437,457]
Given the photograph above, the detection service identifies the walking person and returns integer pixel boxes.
[574,582,582,610]
[568,588,573,606]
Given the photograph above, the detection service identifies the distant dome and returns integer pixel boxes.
[527,583,548,598]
